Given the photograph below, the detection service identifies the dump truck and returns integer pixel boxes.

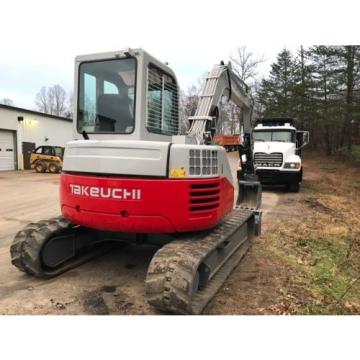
[253,118,309,192]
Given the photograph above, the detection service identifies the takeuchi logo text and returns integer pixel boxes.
[69,184,141,200]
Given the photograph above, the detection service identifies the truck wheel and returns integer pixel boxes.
[34,161,46,173]
[288,182,300,192]
[48,162,60,174]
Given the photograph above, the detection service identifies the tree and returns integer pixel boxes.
[51,84,67,117]
[0,98,14,106]
[255,46,360,156]
[257,48,296,117]
[291,46,317,133]
[231,46,265,86]
[309,46,342,154]
[35,84,69,117]
[179,73,207,133]
[336,46,360,151]
[63,92,74,118]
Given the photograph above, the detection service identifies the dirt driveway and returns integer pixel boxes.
[0,155,312,314]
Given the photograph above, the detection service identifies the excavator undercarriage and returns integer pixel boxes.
[11,207,259,314]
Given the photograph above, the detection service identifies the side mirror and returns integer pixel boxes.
[296,131,309,149]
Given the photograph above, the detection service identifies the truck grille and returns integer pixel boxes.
[254,152,283,167]
[189,182,220,212]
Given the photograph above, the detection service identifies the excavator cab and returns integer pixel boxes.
[75,49,179,142]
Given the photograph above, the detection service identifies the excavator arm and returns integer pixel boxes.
[188,61,262,213]
[188,62,252,142]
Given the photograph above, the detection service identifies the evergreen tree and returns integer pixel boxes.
[257,48,296,117]
[308,45,342,154]
[292,46,316,132]
[334,46,360,151]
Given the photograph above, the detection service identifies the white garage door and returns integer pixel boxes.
[0,130,16,171]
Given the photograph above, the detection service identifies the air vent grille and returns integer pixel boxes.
[189,149,218,176]
[189,182,220,212]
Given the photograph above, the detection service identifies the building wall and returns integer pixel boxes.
[0,107,73,170]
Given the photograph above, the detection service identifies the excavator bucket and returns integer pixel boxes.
[237,179,262,210]
[237,180,262,236]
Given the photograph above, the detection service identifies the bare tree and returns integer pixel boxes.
[64,92,74,118]
[178,73,207,134]
[52,85,67,116]
[35,84,68,117]
[0,98,14,106]
[231,46,265,85]
[35,86,52,114]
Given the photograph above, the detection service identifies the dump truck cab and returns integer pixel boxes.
[253,118,309,192]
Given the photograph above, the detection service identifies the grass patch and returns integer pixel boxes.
[260,155,360,314]
[304,237,358,311]
[264,220,360,314]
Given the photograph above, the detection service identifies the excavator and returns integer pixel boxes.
[10,49,261,314]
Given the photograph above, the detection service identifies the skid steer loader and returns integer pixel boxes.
[30,145,64,173]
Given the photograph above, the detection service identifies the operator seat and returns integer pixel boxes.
[96,93,133,132]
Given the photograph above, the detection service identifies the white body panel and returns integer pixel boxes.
[63,140,170,177]
[63,140,233,185]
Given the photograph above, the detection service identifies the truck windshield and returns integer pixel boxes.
[253,130,294,142]
[78,58,136,134]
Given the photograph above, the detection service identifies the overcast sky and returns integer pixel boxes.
[0,0,358,110]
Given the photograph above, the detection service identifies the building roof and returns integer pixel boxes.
[0,104,73,122]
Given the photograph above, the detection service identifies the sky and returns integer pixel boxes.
[0,0,358,110]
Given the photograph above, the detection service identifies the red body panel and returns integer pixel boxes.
[60,173,234,233]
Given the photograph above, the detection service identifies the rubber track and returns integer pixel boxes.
[145,209,253,314]
[10,216,103,278]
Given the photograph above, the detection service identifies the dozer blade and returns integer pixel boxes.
[237,179,262,210]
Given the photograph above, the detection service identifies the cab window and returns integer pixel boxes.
[42,147,53,156]
[78,58,136,134]
[147,65,179,135]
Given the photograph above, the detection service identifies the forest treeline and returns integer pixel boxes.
[256,46,360,155]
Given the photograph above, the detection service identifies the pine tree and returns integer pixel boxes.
[335,46,360,151]
[292,46,316,132]
[257,48,296,117]
[309,46,342,154]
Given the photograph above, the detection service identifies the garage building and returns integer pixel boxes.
[0,104,73,171]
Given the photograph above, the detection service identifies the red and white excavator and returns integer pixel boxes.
[11,49,261,314]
